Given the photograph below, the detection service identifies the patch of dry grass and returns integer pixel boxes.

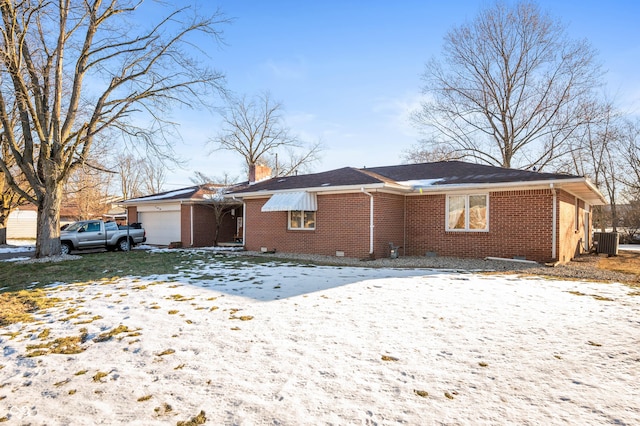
[0,290,61,326]
[177,410,207,426]
[26,333,88,357]
[598,251,640,281]
[94,324,131,342]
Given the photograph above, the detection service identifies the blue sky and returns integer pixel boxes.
[161,0,640,188]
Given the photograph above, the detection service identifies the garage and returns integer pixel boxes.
[137,209,181,246]
[121,185,243,248]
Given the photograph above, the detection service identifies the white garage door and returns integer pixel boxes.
[138,211,181,246]
[7,209,37,239]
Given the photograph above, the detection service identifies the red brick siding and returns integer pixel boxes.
[179,204,241,247]
[243,188,589,263]
[244,193,373,258]
[126,206,138,224]
[180,206,190,246]
[405,190,555,262]
[372,193,405,257]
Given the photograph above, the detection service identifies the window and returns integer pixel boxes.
[447,194,488,231]
[105,221,118,231]
[86,222,101,232]
[289,210,316,230]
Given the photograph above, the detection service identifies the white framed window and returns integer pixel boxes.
[289,210,316,230]
[446,194,489,231]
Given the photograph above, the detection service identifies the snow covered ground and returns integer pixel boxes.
[1,253,639,425]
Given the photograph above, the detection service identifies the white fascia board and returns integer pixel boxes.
[406,177,607,205]
[119,198,189,205]
[227,183,387,199]
[136,202,182,212]
[404,178,590,194]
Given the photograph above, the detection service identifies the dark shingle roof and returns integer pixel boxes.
[231,167,383,193]
[366,161,577,185]
[123,184,230,203]
[230,161,580,194]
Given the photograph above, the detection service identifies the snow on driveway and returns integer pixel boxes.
[1,256,638,425]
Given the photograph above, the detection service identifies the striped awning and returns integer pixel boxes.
[261,192,317,212]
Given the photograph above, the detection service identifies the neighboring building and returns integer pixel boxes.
[121,185,242,246]
[228,161,606,263]
[7,203,88,239]
[7,206,37,239]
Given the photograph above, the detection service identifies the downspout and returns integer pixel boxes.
[551,184,557,260]
[361,188,374,256]
[242,201,246,245]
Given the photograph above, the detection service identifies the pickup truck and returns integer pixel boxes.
[60,220,146,255]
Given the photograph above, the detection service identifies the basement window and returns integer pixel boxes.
[446,194,489,231]
[289,210,316,230]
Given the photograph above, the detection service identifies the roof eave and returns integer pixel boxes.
[406,177,607,205]
[227,183,387,198]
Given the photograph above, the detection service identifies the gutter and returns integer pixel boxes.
[361,188,374,255]
[405,178,606,204]
[228,183,386,199]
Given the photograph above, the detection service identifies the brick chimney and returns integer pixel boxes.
[248,164,272,183]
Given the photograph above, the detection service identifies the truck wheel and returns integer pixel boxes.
[117,238,131,251]
[61,242,72,255]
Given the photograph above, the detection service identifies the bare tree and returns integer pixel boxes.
[141,157,167,196]
[401,143,465,164]
[63,166,113,221]
[619,118,640,198]
[413,1,602,170]
[205,186,241,246]
[560,99,624,230]
[190,170,240,186]
[115,155,145,200]
[617,200,640,243]
[0,1,226,257]
[210,92,322,179]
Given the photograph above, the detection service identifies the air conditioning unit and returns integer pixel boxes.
[593,232,619,256]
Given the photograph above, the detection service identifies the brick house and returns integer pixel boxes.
[228,161,606,263]
[122,185,243,247]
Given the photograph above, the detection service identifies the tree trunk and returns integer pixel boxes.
[213,223,220,247]
[34,186,63,258]
[0,197,8,245]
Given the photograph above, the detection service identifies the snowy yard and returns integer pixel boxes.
[1,251,639,424]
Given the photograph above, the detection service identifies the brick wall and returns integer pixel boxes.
[243,188,588,263]
[372,192,405,257]
[405,189,555,262]
[180,204,241,247]
[126,206,138,224]
[245,193,374,258]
